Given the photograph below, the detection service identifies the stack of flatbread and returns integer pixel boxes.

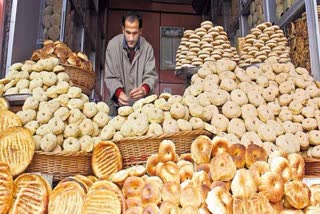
[175,20,239,70]
[239,22,290,67]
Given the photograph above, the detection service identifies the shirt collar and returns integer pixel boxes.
[123,36,141,51]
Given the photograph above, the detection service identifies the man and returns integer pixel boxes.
[105,11,158,115]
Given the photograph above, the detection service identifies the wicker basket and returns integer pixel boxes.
[62,64,95,95]
[304,157,320,177]
[114,130,213,168]
[26,151,92,181]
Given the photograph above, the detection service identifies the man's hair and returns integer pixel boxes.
[122,11,142,28]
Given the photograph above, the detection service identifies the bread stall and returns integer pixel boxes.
[2,0,320,212]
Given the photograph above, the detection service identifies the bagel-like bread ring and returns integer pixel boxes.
[122,176,145,198]
[159,161,180,183]
[258,171,284,203]
[309,184,320,206]
[192,170,211,187]
[284,180,310,209]
[247,192,275,213]
[210,152,236,182]
[180,185,202,208]
[245,143,268,168]
[145,176,163,191]
[231,168,257,198]
[179,164,194,183]
[211,136,229,156]
[206,186,233,214]
[141,181,161,206]
[191,135,213,164]
[228,143,246,169]
[287,153,305,181]
[270,157,292,183]
[158,140,176,163]
[161,181,181,206]
[146,154,160,176]
[249,161,270,186]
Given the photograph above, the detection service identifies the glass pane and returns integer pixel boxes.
[37,0,63,47]
[160,26,184,70]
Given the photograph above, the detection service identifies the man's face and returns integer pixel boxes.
[123,19,141,49]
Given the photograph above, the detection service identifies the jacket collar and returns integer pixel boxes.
[123,36,141,52]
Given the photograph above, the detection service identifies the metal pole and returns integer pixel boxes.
[305,0,320,80]
[59,0,67,42]
[5,0,18,74]
[264,0,276,23]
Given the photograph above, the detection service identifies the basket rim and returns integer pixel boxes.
[113,129,211,143]
[304,157,320,162]
[61,63,95,75]
[34,151,92,157]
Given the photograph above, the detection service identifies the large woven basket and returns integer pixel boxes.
[26,151,92,181]
[304,157,320,177]
[62,64,95,95]
[113,130,213,168]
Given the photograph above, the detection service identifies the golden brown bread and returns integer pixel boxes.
[0,127,35,176]
[92,141,122,179]
[0,110,22,135]
[161,181,181,206]
[211,136,229,156]
[11,174,50,214]
[191,135,213,164]
[245,143,268,168]
[228,143,246,169]
[83,188,121,214]
[284,180,310,209]
[48,180,86,214]
[210,152,236,181]
[0,162,13,214]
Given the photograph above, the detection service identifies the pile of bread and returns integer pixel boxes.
[41,0,63,41]
[175,21,239,70]
[107,136,320,213]
[50,173,126,213]
[239,22,290,67]
[100,93,216,142]
[1,58,110,153]
[31,40,93,71]
[276,0,297,19]
[185,57,320,158]
[247,0,264,28]
[104,54,320,159]
[0,160,124,214]
[287,12,311,72]
[0,163,52,213]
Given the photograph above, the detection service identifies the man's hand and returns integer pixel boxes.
[118,92,130,106]
[129,87,146,100]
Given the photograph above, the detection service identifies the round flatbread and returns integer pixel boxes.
[11,173,51,213]
[48,180,86,214]
[0,110,22,135]
[92,141,122,179]
[0,127,35,176]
